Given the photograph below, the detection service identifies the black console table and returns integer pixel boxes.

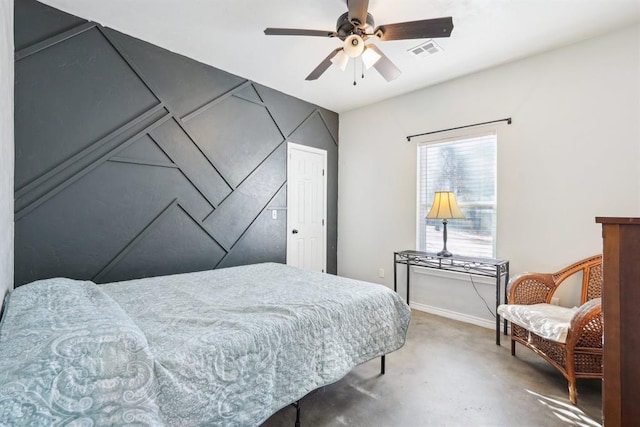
[393,250,510,345]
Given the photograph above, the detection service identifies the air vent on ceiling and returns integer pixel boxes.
[407,39,443,58]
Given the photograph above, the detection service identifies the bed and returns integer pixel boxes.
[0,262,410,426]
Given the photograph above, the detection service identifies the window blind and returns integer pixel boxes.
[417,132,497,258]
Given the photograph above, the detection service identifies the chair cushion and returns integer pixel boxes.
[497,303,578,343]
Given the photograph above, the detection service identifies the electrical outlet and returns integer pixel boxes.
[271,210,277,220]
[378,268,385,278]
[550,297,560,306]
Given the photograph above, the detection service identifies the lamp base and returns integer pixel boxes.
[437,249,453,257]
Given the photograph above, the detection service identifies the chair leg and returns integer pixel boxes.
[568,380,578,405]
[566,347,578,405]
[511,339,516,356]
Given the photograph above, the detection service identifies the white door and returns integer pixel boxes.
[287,142,327,272]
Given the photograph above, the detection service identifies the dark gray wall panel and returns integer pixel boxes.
[105,28,246,119]
[235,84,263,105]
[183,96,284,188]
[115,134,175,166]
[15,26,158,190]
[14,0,87,51]
[98,204,226,283]
[203,145,287,249]
[318,109,339,144]
[218,207,287,269]
[15,106,169,214]
[255,84,317,138]
[95,160,214,222]
[14,0,339,286]
[268,186,287,209]
[151,119,232,210]
[15,160,214,283]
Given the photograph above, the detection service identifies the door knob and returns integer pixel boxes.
[292,229,299,234]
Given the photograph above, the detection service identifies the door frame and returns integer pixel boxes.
[286,142,328,272]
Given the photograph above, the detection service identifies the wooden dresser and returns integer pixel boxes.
[595,217,640,426]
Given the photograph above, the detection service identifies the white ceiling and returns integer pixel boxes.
[39,0,640,113]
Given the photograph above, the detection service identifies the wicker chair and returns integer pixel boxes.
[498,255,603,404]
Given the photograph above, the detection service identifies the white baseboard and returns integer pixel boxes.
[410,301,498,330]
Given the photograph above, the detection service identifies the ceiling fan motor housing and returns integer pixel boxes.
[336,12,375,39]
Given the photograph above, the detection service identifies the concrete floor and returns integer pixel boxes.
[262,310,602,427]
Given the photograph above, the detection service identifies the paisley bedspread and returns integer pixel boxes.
[0,278,164,425]
[0,263,410,426]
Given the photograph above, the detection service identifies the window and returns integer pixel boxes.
[417,132,497,258]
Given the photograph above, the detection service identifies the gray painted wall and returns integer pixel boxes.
[0,0,14,300]
[14,0,338,286]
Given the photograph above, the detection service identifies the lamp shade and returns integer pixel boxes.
[426,191,465,219]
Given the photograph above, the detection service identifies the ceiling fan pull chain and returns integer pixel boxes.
[353,59,357,86]
[361,56,365,79]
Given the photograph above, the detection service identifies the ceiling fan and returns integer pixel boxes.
[264,0,454,82]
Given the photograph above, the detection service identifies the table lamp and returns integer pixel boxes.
[426,191,465,257]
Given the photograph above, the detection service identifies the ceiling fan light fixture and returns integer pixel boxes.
[361,46,382,69]
[330,49,350,71]
[343,34,365,58]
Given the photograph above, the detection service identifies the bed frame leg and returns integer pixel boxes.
[293,400,301,427]
[290,356,385,426]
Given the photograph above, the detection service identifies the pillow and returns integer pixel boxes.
[0,278,164,425]
[498,303,578,343]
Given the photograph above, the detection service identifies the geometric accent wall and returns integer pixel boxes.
[13,0,338,286]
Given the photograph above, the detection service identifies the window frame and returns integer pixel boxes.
[415,129,498,259]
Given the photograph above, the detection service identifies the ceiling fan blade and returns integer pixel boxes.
[306,48,343,81]
[374,17,453,41]
[367,45,401,82]
[264,28,337,38]
[347,0,369,27]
